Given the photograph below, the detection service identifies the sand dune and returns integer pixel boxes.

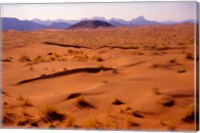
[2,23,197,131]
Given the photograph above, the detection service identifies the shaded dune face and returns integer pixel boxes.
[2,23,197,131]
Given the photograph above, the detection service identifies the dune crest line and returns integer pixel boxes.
[43,41,141,50]
[43,42,92,49]
[17,67,117,85]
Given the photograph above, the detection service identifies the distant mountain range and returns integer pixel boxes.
[1,16,196,31]
[2,17,71,31]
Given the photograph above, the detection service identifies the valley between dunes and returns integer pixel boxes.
[1,23,198,131]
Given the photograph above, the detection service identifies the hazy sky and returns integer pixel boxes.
[1,1,197,21]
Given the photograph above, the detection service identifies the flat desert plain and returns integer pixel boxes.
[1,23,198,131]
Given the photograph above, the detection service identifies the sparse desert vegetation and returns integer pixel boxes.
[182,103,196,123]
[39,106,66,122]
[158,95,175,107]
[112,98,125,105]
[2,23,197,130]
[17,96,33,107]
[75,96,95,109]
[185,52,194,60]
[2,57,12,62]
[18,55,31,62]
[177,69,187,73]
[126,117,140,128]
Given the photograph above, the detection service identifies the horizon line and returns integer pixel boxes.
[2,15,196,23]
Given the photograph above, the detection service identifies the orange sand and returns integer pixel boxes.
[1,23,198,131]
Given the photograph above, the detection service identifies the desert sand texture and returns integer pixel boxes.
[1,23,198,131]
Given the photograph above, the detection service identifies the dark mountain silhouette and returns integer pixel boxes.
[2,17,71,31]
[68,20,113,29]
